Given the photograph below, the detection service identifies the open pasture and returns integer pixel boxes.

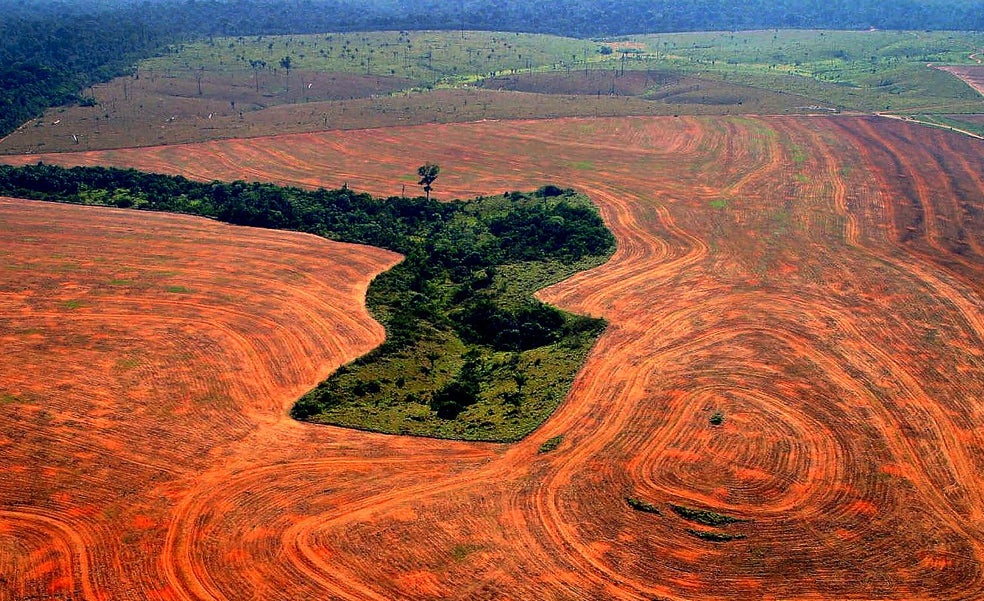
[2,114,983,599]
[6,29,983,155]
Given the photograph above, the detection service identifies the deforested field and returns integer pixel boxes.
[2,114,983,599]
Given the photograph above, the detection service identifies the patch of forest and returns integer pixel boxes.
[0,163,615,440]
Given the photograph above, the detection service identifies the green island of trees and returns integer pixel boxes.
[0,163,615,441]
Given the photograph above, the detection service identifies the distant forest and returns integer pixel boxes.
[1,0,982,137]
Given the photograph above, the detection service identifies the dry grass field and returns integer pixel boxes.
[0,76,819,155]
[2,114,983,599]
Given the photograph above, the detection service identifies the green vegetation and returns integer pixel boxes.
[607,30,984,113]
[906,114,984,137]
[115,356,142,371]
[450,543,483,561]
[2,0,982,140]
[626,496,662,514]
[130,28,982,128]
[686,529,746,542]
[538,434,564,454]
[709,410,725,426]
[0,164,614,441]
[670,504,743,526]
[298,188,613,441]
[163,285,191,294]
[417,163,440,200]
[143,31,596,87]
[63,299,84,310]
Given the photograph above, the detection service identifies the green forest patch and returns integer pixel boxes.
[0,165,615,442]
[295,188,614,441]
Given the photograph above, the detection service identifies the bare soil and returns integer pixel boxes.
[0,70,820,155]
[2,115,983,599]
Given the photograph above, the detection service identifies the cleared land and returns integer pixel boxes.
[2,114,983,599]
[4,30,982,154]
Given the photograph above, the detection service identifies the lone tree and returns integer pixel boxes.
[417,163,440,200]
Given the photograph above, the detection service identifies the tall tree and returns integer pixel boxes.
[249,59,266,92]
[279,55,292,92]
[417,163,440,201]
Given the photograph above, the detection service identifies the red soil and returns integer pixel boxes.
[2,114,983,600]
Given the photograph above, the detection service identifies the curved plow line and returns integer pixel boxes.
[843,121,984,346]
[514,199,718,599]
[539,187,707,317]
[1,509,100,600]
[777,119,860,247]
[626,326,842,510]
[535,277,984,597]
[161,455,494,600]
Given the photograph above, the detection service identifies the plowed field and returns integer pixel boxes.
[3,115,983,600]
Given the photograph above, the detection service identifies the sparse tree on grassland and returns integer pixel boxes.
[250,59,266,92]
[279,55,292,92]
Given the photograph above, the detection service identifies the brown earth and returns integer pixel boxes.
[0,73,820,155]
[475,70,802,111]
[2,114,983,600]
[478,69,684,97]
[937,65,984,96]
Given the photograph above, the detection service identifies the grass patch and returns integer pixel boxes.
[626,496,662,515]
[538,434,564,454]
[908,114,984,137]
[686,529,746,542]
[115,356,141,370]
[790,145,808,165]
[569,160,595,171]
[670,504,743,526]
[63,299,84,310]
[143,30,984,116]
[1,393,21,405]
[708,198,728,210]
[450,543,483,562]
[163,285,191,293]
